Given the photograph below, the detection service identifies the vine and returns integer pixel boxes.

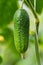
[24,0,41,65]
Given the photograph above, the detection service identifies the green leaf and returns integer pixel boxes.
[36,0,43,14]
[0,0,18,28]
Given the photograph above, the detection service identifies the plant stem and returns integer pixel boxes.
[21,53,25,59]
[21,0,24,8]
[34,0,41,65]
[25,0,41,65]
[34,32,41,65]
[25,0,39,34]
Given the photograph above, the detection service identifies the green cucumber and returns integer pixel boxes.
[14,9,30,53]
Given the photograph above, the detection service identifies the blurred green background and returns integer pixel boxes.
[0,0,43,65]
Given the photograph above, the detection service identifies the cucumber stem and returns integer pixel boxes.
[21,0,24,8]
[21,53,25,59]
[25,0,39,34]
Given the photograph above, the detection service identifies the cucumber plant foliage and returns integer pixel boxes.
[0,0,18,28]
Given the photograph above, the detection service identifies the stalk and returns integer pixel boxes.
[21,53,25,59]
[25,0,41,65]
[21,0,24,8]
[34,32,41,65]
[25,0,39,34]
[34,0,41,65]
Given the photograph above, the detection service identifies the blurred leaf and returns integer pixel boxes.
[2,47,20,65]
[0,56,2,64]
[36,0,43,14]
[0,28,14,43]
[38,32,43,44]
[0,44,21,65]
[0,0,18,28]
[0,28,21,65]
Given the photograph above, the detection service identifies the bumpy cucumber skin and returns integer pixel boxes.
[14,9,29,53]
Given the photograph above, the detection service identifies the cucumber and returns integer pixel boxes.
[14,9,30,53]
